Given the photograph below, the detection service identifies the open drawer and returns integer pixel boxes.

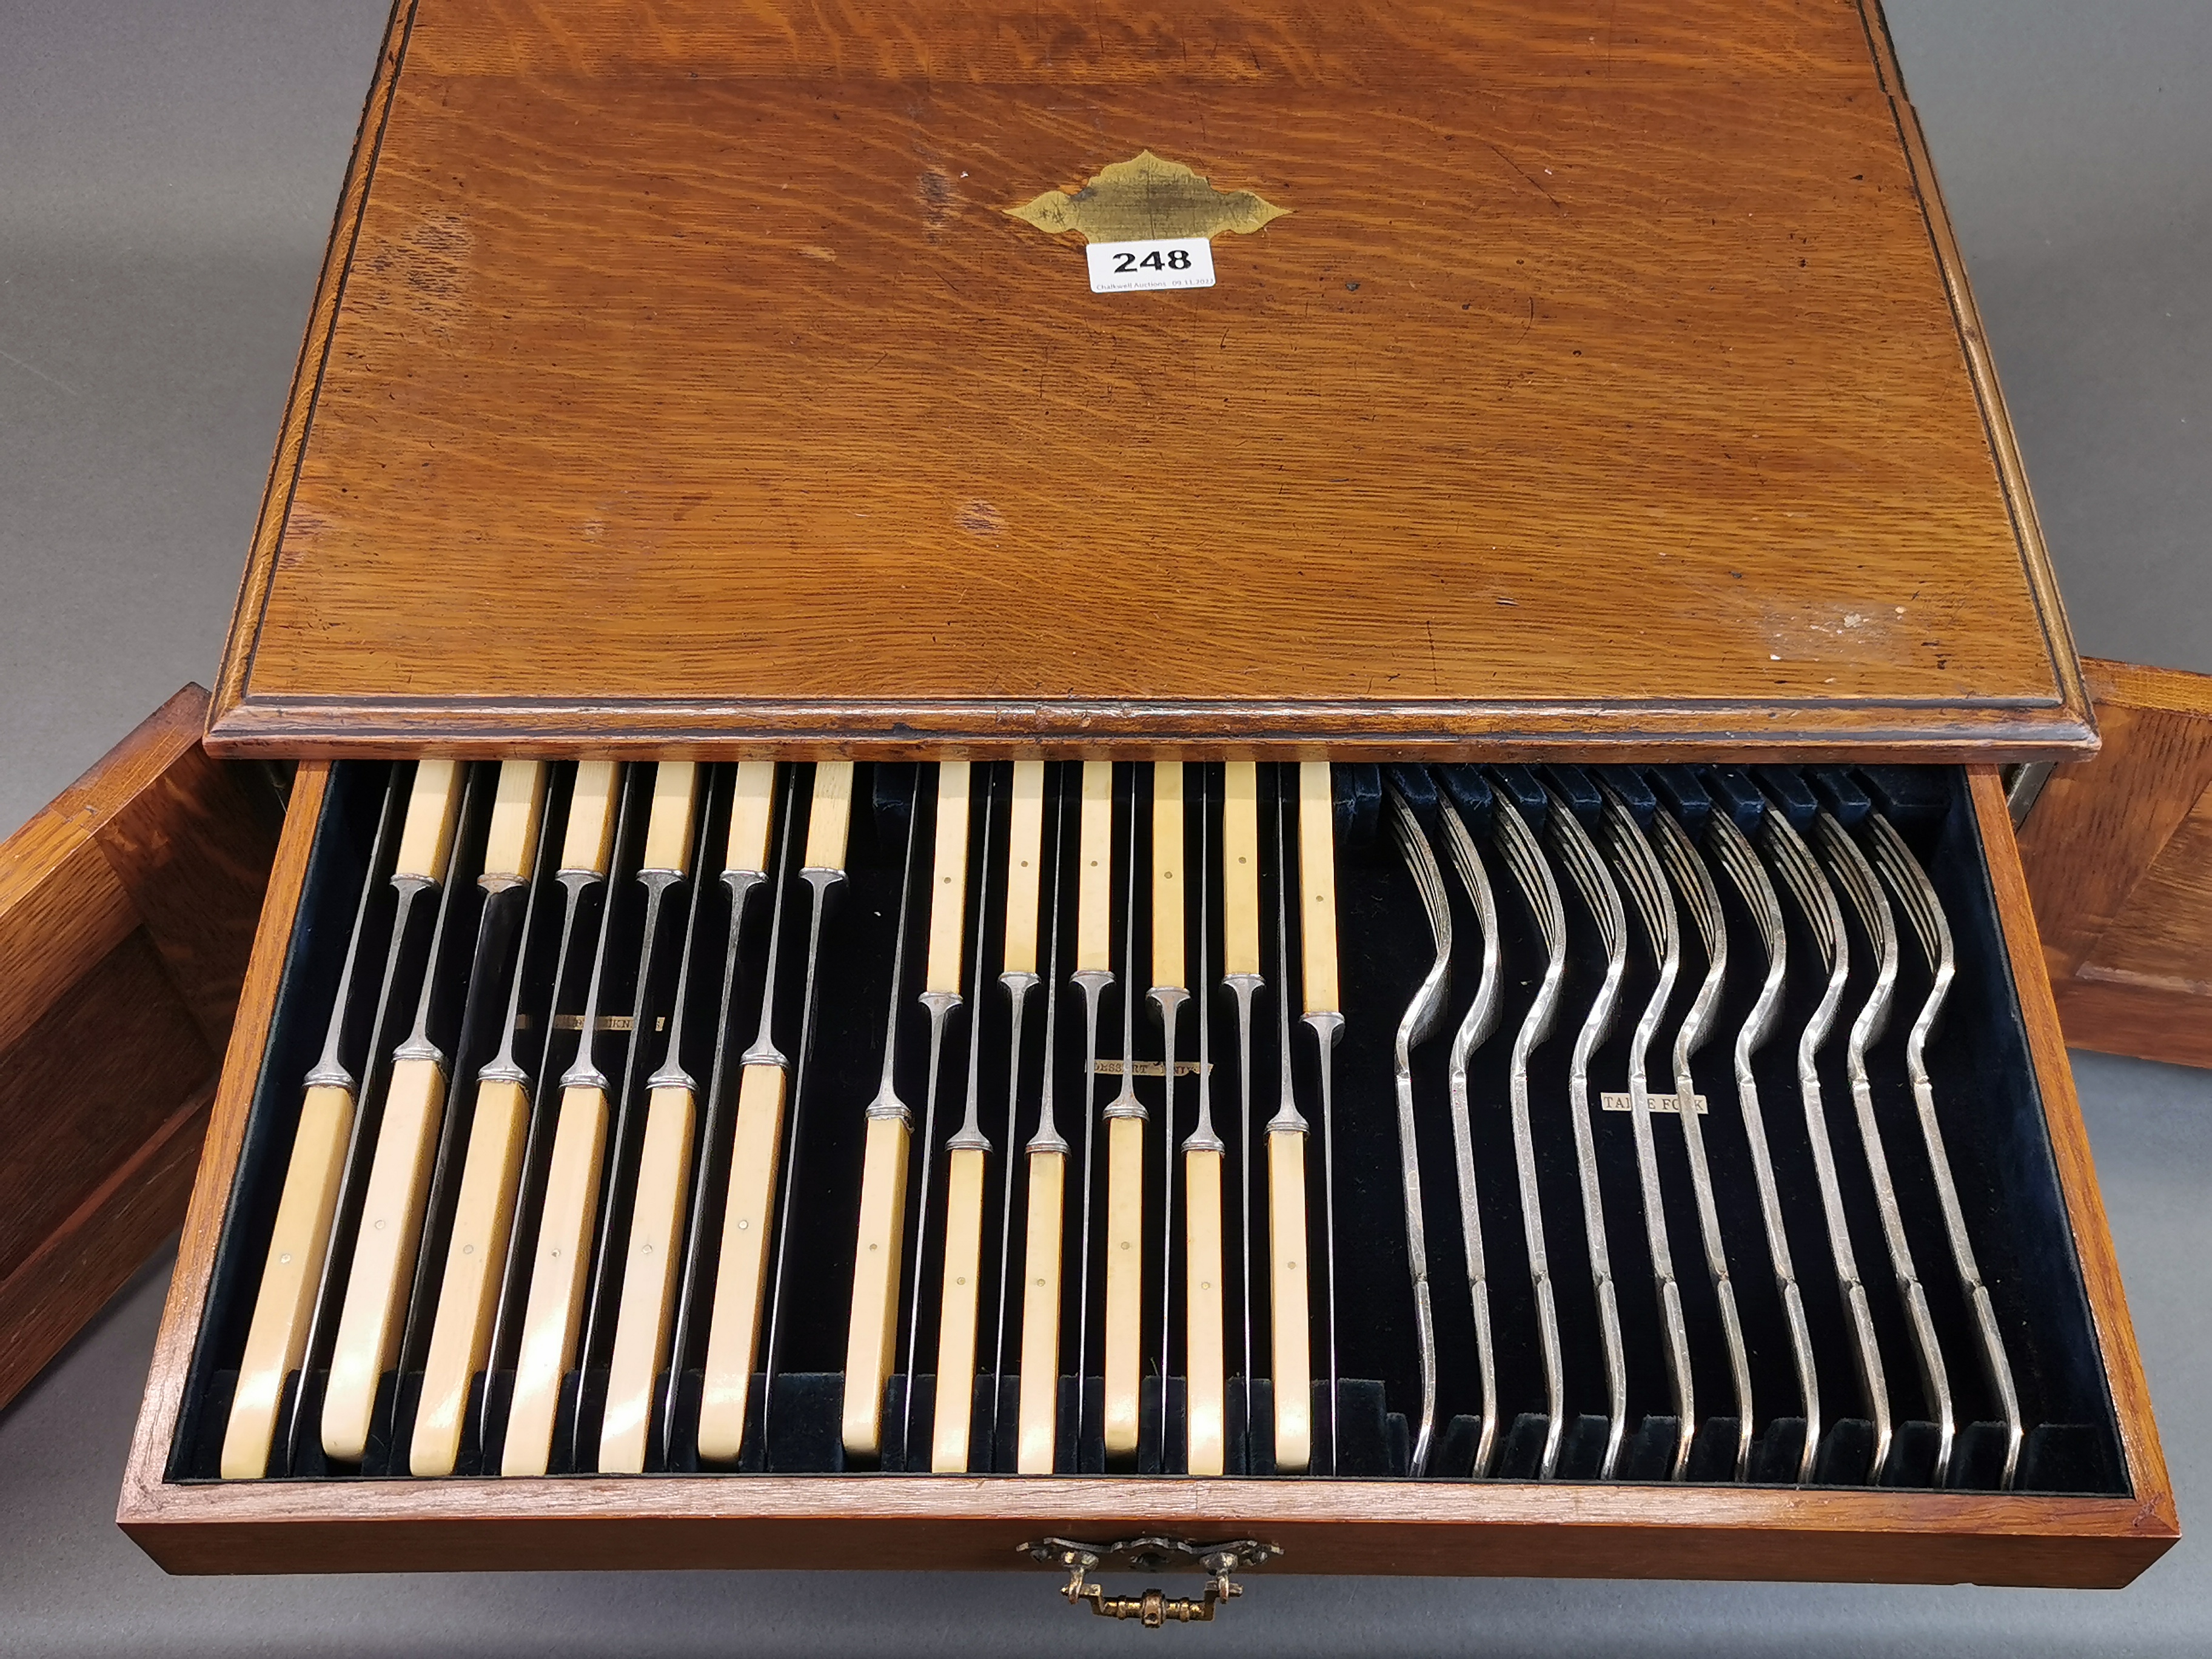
[116,756,2174,1587]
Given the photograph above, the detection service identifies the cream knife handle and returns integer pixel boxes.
[1185,1145,1227,1476]
[642,760,701,873]
[483,761,548,884]
[501,1083,608,1476]
[1103,1113,1144,1461]
[805,760,855,872]
[841,1113,911,1460]
[1222,762,1261,978]
[396,759,464,882]
[722,759,777,876]
[322,1055,447,1463]
[560,760,622,877]
[599,1082,697,1473]
[1298,761,1339,1015]
[1015,1148,1066,1475]
[221,1084,354,1478]
[411,1078,529,1476]
[1002,760,1046,975]
[925,760,972,994]
[1153,762,1185,987]
[931,1145,988,1472]
[696,1065,789,1463]
[1269,1127,1313,1473]
[1074,760,1115,973]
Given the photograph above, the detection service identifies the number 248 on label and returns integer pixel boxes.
[1084,236,1216,293]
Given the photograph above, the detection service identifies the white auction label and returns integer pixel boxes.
[1085,236,1215,293]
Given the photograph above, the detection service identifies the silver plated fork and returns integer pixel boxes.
[1764,805,1892,1482]
[1597,784,1698,1480]
[1385,785,1454,1476]
[1707,807,1820,1482]
[1650,806,1756,1480]
[1435,782,1506,1477]
[1820,813,1956,1487]
[1866,811,2024,1489]
[1492,794,1570,1479]
[1543,789,1632,1483]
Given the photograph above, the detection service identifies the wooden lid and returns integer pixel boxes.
[209,0,2092,759]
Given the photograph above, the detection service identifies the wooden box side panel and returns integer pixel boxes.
[2017,658,2212,1067]
[0,685,277,1410]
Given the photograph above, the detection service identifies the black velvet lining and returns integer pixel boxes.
[169,761,2123,1496]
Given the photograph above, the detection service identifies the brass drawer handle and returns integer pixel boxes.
[1023,1537,1281,1629]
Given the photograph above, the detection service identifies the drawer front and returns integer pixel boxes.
[121,759,2173,1586]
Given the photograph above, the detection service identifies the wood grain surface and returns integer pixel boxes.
[0,685,275,1411]
[2017,658,2212,1067]
[206,0,2091,759]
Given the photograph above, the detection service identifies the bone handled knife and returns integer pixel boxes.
[892,761,974,1467]
[1296,759,1344,1472]
[320,759,471,1464]
[1014,765,1074,1475]
[835,765,925,1461]
[931,771,1002,1472]
[1264,773,1314,1475]
[692,764,812,1465]
[409,760,552,1476]
[1147,762,1190,1468]
[604,764,780,1473]
[1182,769,1228,1477]
[504,763,699,1475]
[1101,768,1147,1467]
[1217,761,1264,1475]
[219,768,404,1480]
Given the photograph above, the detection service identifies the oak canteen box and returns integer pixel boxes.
[93,0,2180,1610]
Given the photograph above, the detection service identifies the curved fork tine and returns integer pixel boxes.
[1597,786,1696,1479]
[1817,814,1953,1485]
[1543,791,1630,1481]
[1706,810,1818,1480]
[1761,806,1891,1482]
[1491,795,1569,1478]
[1869,813,2020,1488]
[1384,788,1452,1475]
[1649,809,1755,1480]
[1435,786,1503,1476]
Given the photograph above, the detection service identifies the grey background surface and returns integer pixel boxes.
[1,2,2206,1652]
